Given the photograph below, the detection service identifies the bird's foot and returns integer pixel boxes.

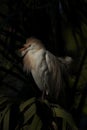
[41,90,48,100]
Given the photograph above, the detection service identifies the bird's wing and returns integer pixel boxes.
[45,51,62,99]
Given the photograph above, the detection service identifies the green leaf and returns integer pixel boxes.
[3,108,10,130]
[20,97,36,112]
[0,105,10,123]
[36,119,42,130]
[52,107,78,130]
[23,104,36,124]
[30,114,42,130]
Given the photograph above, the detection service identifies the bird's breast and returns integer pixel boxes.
[30,50,48,91]
[29,49,46,69]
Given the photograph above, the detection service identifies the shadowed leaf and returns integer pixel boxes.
[52,107,78,130]
[30,114,42,130]
[3,108,10,130]
[23,104,36,124]
[19,97,36,112]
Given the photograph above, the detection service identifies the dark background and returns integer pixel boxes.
[0,0,87,129]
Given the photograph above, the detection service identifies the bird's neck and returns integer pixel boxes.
[29,47,45,54]
[23,48,45,71]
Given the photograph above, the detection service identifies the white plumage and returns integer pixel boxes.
[19,37,72,100]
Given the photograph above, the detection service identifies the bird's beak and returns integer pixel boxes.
[18,44,29,57]
[18,47,25,52]
[18,46,25,57]
[19,43,29,50]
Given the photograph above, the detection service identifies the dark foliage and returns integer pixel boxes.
[0,0,87,130]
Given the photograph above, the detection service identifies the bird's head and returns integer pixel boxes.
[19,37,45,57]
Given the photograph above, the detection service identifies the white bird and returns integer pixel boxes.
[19,37,72,100]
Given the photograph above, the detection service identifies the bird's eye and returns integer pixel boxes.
[29,44,31,47]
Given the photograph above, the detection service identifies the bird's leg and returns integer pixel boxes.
[41,89,46,100]
[41,88,48,100]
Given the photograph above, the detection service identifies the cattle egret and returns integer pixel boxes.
[19,37,72,100]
